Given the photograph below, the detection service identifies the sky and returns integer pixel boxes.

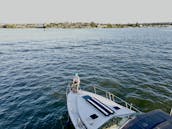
[0,0,171,24]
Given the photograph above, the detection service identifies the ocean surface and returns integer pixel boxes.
[0,28,172,129]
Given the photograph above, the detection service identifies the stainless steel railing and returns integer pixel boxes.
[66,83,142,113]
[92,86,142,113]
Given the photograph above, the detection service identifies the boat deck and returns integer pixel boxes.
[67,90,136,129]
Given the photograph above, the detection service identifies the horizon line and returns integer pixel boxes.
[1,21,172,25]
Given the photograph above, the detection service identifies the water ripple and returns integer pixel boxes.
[0,28,172,129]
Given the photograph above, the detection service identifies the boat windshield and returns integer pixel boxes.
[98,116,133,129]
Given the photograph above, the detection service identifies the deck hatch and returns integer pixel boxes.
[114,106,120,110]
[90,114,98,119]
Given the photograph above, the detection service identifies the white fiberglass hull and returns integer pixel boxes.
[67,89,135,129]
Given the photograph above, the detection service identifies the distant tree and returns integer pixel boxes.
[90,22,97,28]
[135,22,139,27]
[107,24,112,28]
[3,24,16,28]
[43,24,46,28]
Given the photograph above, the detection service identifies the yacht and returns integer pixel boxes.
[66,75,172,129]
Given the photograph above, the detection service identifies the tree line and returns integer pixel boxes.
[0,22,172,28]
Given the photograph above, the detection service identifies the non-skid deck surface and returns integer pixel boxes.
[76,90,135,129]
[83,95,114,116]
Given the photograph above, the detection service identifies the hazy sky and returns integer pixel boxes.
[0,0,171,23]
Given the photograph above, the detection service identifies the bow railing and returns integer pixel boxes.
[92,86,142,113]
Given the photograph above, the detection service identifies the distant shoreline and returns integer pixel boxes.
[0,22,172,29]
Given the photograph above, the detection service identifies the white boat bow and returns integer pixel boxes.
[66,75,172,129]
[66,84,141,129]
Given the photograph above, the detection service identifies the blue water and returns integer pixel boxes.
[0,28,172,129]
